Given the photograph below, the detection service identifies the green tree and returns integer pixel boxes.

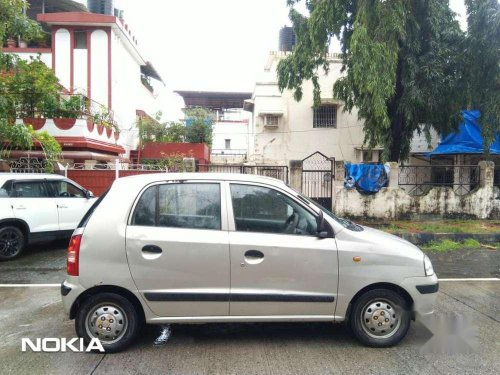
[464,0,500,152]
[184,107,214,145]
[164,122,186,143]
[0,0,61,169]
[277,0,466,161]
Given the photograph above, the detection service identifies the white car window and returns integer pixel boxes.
[50,181,85,198]
[12,181,51,198]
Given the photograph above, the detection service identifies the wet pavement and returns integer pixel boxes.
[0,243,499,374]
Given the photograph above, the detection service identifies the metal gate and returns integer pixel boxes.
[301,152,334,209]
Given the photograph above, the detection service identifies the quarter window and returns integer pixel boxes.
[131,183,221,230]
[230,184,317,235]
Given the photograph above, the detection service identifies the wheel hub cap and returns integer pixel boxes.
[87,305,127,343]
[362,300,399,338]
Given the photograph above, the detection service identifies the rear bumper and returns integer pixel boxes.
[61,277,86,318]
[401,274,439,317]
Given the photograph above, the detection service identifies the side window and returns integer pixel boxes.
[12,181,50,198]
[131,186,157,226]
[50,181,85,198]
[158,183,221,230]
[130,183,221,230]
[230,184,317,236]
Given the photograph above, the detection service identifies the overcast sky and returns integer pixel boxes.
[76,0,468,119]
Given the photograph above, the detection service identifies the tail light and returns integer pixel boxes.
[67,234,82,276]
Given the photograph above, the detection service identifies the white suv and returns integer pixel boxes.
[62,173,438,352]
[0,173,96,260]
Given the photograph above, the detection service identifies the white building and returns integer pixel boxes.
[175,91,252,164]
[244,51,382,166]
[6,1,163,164]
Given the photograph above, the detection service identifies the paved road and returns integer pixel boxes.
[0,242,499,374]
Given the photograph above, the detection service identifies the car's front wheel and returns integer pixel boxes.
[350,288,411,347]
[0,226,26,261]
[75,293,140,353]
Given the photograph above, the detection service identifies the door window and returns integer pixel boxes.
[12,181,51,198]
[230,184,317,235]
[131,183,221,230]
[49,181,85,198]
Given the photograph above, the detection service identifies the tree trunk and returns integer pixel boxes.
[387,54,405,162]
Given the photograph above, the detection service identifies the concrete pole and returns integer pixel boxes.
[289,160,303,193]
[479,160,494,188]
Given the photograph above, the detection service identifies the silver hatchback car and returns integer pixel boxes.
[62,173,438,352]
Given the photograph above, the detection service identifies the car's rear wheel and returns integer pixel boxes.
[75,293,140,353]
[0,226,25,261]
[350,288,411,347]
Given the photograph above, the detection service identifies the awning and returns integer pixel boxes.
[258,110,284,116]
[428,110,500,156]
[141,62,164,84]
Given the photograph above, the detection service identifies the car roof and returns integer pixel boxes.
[113,172,287,186]
[0,173,65,183]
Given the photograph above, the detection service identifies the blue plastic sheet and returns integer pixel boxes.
[345,163,388,194]
[428,110,500,156]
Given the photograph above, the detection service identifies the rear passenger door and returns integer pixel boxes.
[126,181,230,317]
[10,180,59,233]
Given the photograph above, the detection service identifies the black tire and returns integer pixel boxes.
[75,292,140,353]
[350,288,411,347]
[0,226,26,261]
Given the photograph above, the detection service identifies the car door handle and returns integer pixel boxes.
[58,204,68,209]
[243,250,264,265]
[142,245,163,254]
[244,250,264,259]
[14,205,26,210]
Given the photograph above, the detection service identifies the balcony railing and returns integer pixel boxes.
[4,92,116,125]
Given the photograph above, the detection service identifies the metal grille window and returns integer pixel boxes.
[313,105,337,128]
[264,115,280,126]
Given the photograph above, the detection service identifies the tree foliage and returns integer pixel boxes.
[277,0,467,161]
[183,107,214,145]
[464,0,500,152]
[0,1,61,169]
[138,111,188,144]
[0,0,41,44]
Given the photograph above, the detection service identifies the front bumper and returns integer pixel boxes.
[401,274,439,317]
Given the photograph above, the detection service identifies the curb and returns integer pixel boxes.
[393,232,500,245]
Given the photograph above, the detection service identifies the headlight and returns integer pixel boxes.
[423,255,434,276]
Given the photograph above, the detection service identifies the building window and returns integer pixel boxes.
[313,105,337,128]
[74,31,87,49]
[264,115,279,127]
[225,139,231,149]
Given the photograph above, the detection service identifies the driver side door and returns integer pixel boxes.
[227,183,338,317]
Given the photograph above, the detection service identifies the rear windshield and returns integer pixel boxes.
[77,190,108,228]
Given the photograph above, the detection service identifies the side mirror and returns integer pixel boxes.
[85,190,94,199]
[315,210,331,238]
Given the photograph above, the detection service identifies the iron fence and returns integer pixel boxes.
[197,164,289,184]
[9,157,48,173]
[398,165,480,196]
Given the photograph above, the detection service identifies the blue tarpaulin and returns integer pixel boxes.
[428,110,500,156]
[345,163,388,194]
